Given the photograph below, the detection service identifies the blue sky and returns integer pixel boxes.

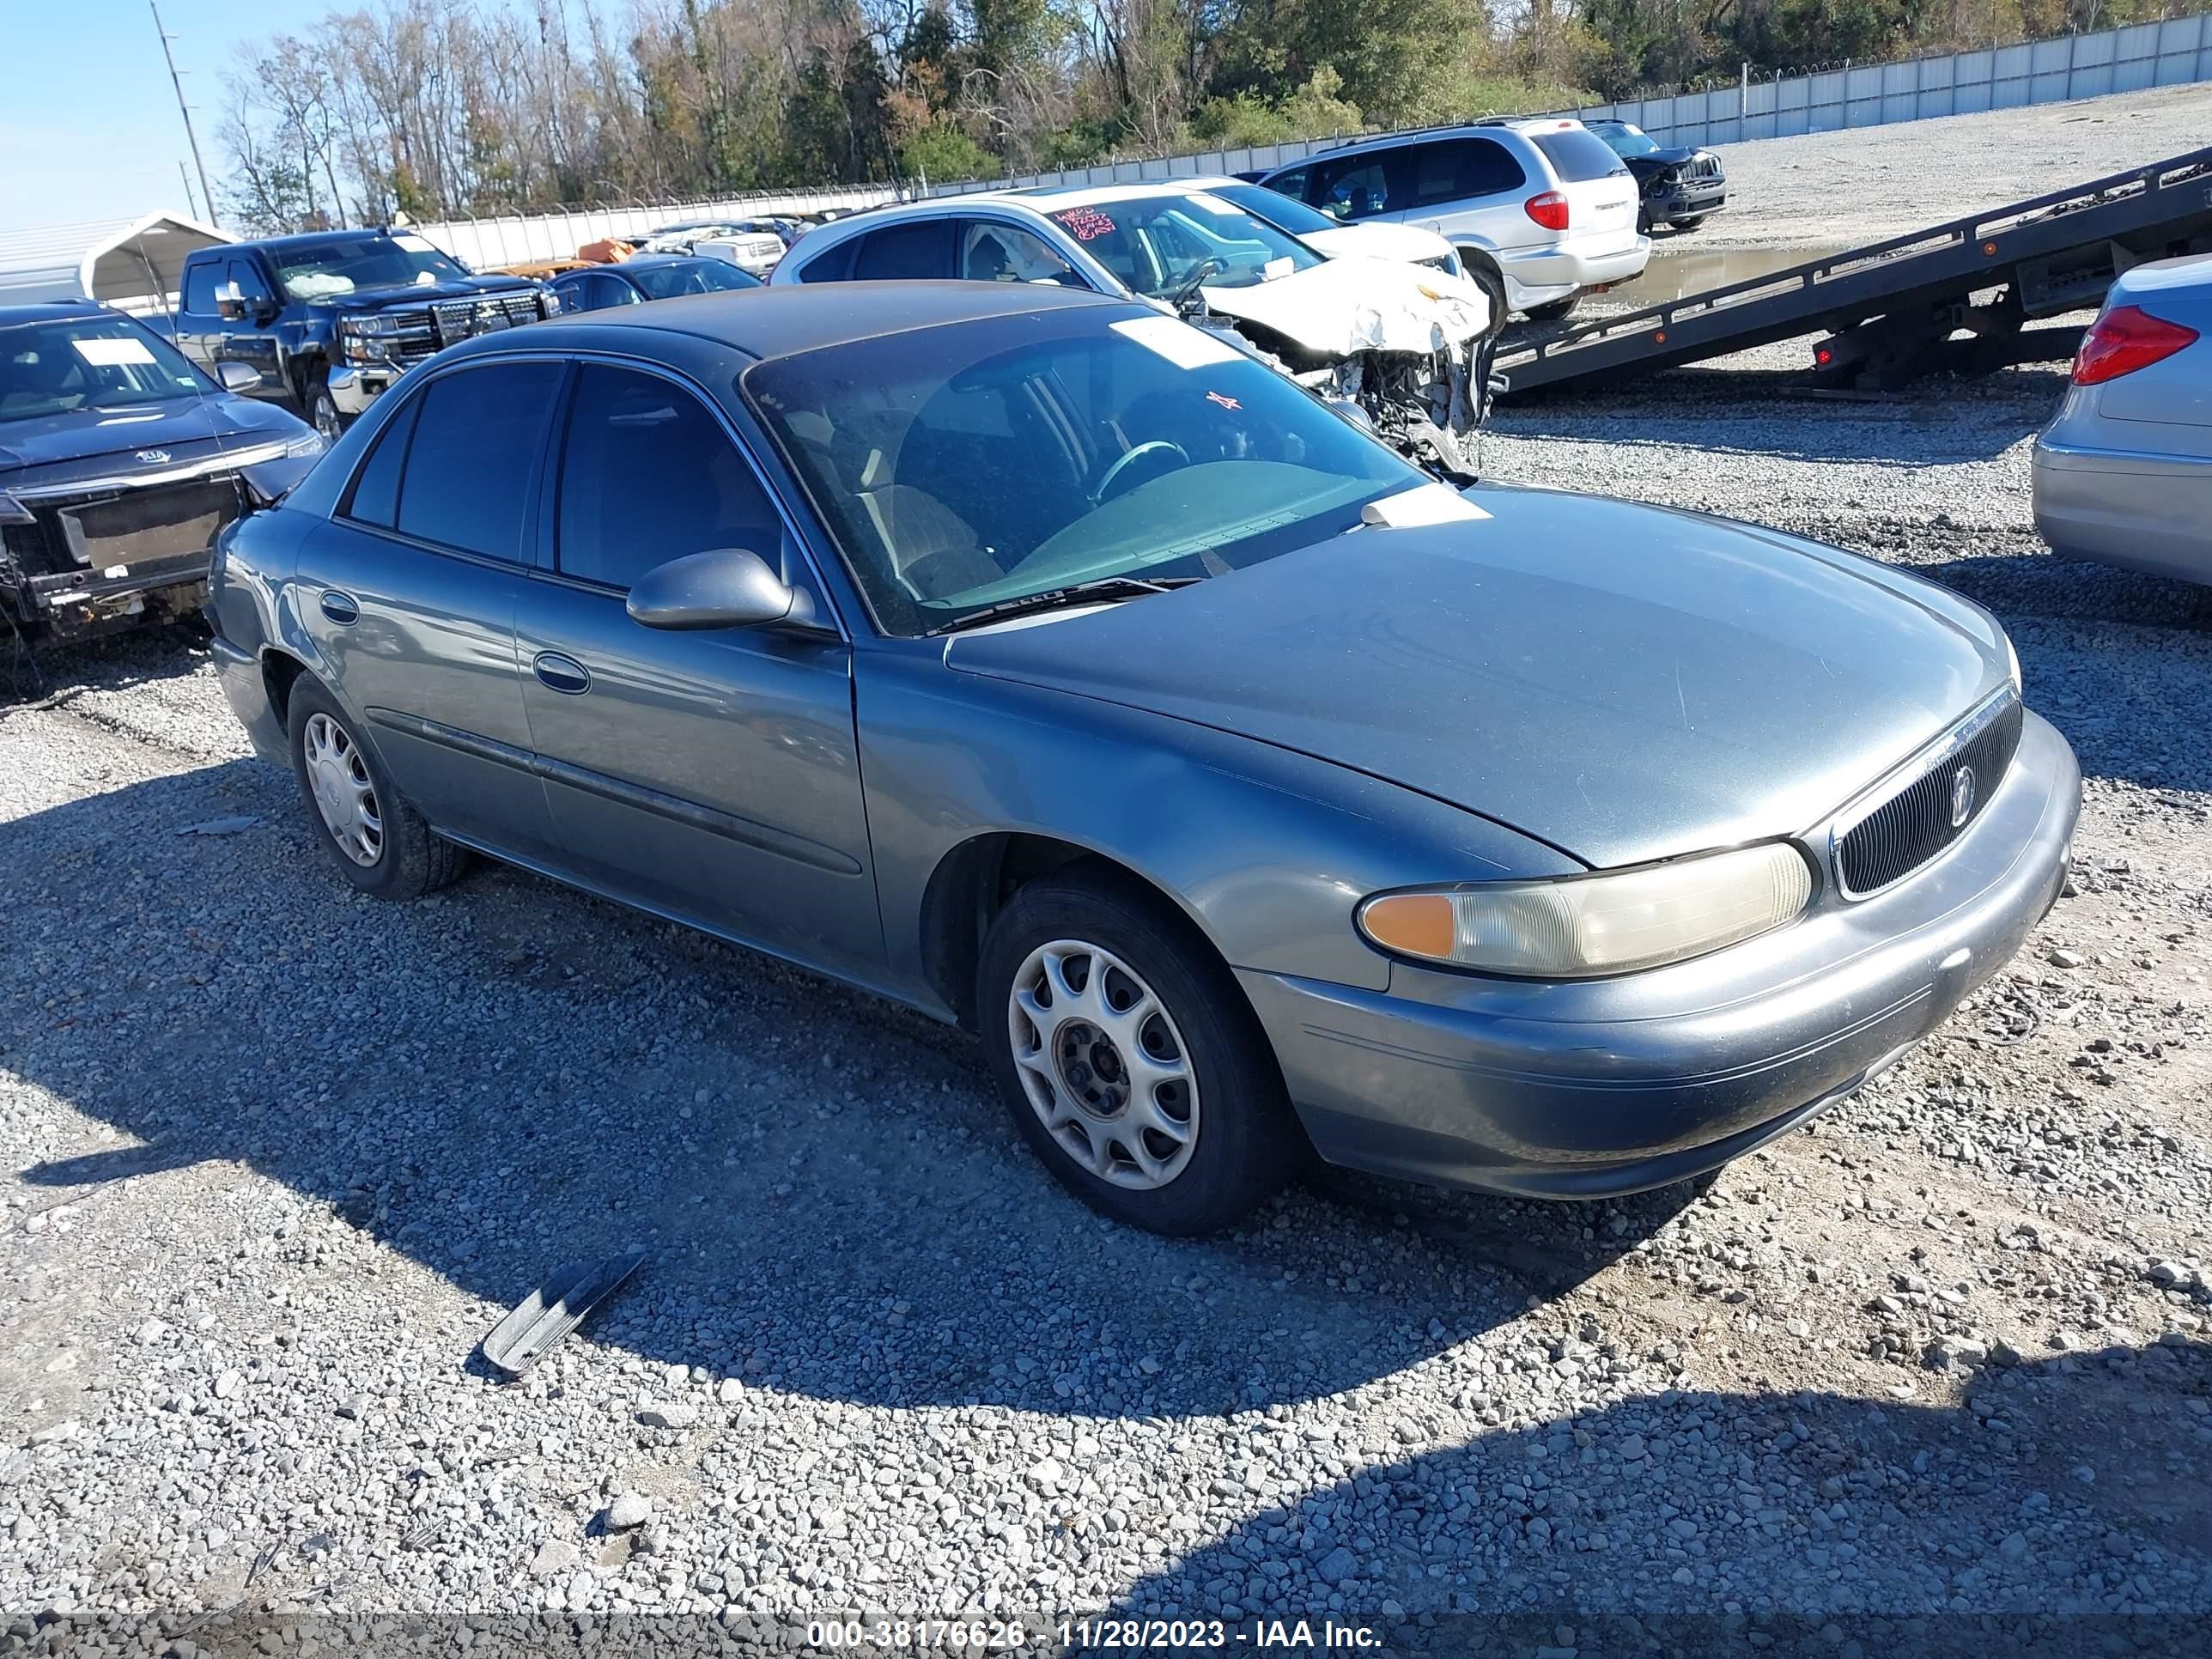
[0,0,327,230]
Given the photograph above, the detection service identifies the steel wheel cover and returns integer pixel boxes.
[1007,939,1200,1191]
[302,712,384,866]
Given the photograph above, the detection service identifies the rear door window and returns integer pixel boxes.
[394,362,563,560]
[793,237,859,283]
[1528,129,1630,183]
[852,220,957,281]
[1262,165,1310,202]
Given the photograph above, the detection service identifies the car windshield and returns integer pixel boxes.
[629,260,762,300]
[744,308,1425,637]
[1202,182,1342,239]
[270,234,473,299]
[0,313,212,421]
[1044,193,1324,298]
[1595,124,1662,158]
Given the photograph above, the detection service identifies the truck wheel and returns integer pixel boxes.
[305,383,343,443]
[1527,295,1582,323]
[286,678,467,899]
[977,863,1303,1236]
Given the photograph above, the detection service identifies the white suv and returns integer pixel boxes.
[1257,118,1649,323]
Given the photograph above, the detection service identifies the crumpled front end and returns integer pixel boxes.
[1196,258,1496,478]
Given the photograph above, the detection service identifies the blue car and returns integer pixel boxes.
[547,256,763,313]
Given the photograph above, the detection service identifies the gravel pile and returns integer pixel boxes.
[6,97,2212,1653]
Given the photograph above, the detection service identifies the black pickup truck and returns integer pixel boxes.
[154,229,556,441]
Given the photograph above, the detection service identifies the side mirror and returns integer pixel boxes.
[215,361,260,392]
[626,547,798,631]
[216,281,247,321]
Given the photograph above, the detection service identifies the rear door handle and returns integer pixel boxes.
[319,590,360,625]
[532,651,591,696]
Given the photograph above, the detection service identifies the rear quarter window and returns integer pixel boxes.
[1528,130,1630,185]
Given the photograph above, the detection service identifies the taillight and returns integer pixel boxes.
[1524,191,1570,232]
[2072,304,2198,386]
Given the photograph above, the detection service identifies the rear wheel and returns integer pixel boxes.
[977,865,1301,1235]
[1527,294,1582,323]
[285,677,466,900]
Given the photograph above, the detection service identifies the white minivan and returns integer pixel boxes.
[1258,118,1650,324]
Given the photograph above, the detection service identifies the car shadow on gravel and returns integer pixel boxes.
[1097,1339,2212,1642]
[8,757,1696,1422]
[0,617,214,707]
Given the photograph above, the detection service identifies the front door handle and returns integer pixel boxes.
[319,590,360,625]
[532,651,591,696]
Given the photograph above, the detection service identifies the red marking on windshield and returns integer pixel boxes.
[1054,208,1116,241]
[1206,392,1241,410]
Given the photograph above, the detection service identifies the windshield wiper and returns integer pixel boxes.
[927,575,1200,636]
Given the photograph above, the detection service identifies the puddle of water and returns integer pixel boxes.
[1598,242,1848,307]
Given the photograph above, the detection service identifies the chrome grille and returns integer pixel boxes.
[1834,696,2023,897]
[430,292,543,348]
[1691,155,1720,179]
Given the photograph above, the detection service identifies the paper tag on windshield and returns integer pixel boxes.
[392,233,437,253]
[1361,483,1492,527]
[1110,315,1242,370]
[1261,256,1294,281]
[71,337,156,368]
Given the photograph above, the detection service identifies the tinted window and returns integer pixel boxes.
[1397,139,1525,207]
[795,237,858,283]
[182,262,220,315]
[556,365,780,591]
[1313,156,1390,221]
[394,362,562,559]
[629,259,760,300]
[588,272,641,308]
[853,220,956,281]
[1529,129,1630,183]
[1262,166,1310,201]
[343,395,420,528]
[957,222,1077,284]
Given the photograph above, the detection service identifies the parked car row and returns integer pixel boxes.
[199,276,2080,1236]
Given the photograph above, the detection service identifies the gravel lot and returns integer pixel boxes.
[6,90,2212,1659]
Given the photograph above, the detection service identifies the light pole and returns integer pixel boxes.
[150,0,219,228]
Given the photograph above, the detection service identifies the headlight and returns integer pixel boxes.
[541,289,562,315]
[283,431,328,458]
[1358,842,1814,978]
[337,313,400,363]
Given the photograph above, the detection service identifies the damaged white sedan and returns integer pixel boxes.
[769,182,1496,477]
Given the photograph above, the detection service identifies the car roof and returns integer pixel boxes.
[999,179,1257,210]
[230,228,398,251]
[1285,118,1572,165]
[465,280,1129,362]
[0,301,108,326]
[605,253,713,271]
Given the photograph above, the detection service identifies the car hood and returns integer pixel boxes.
[0,392,306,481]
[1302,222,1455,266]
[944,486,2008,868]
[1620,146,1709,176]
[1200,255,1490,357]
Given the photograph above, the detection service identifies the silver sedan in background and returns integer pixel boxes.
[2034,252,2212,584]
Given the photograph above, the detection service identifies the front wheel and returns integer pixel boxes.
[1459,258,1509,343]
[285,677,466,899]
[304,381,343,443]
[1526,294,1581,322]
[1671,215,1707,231]
[977,865,1302,1235]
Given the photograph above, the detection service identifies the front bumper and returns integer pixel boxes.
[326,363,405,416]
[1649,183,1727,222]
[2032,434,2212,586]
[1243,710,2080,1199]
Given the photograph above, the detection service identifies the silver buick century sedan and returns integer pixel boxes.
[208,283,2081,1235]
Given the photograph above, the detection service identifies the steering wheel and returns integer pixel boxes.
[1092,440,1191,505]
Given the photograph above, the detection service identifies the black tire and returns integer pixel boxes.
[1527,294,1582,322]
[1672,215,1706,231]
[976,862,1303,1235]
[303,380,343,444]
[1458,255,1510,342]
[285,677,466,900]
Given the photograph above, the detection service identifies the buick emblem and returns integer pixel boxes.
[1950,765,1977,829]
[136,448,171,464]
